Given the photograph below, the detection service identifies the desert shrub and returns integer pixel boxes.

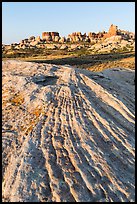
[122,47,128,51]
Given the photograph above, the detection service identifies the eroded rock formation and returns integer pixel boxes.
[42,32,60,42]
[2,24,135,52]
[103,24,118,38]
[2,60,135,202]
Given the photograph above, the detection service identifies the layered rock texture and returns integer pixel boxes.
[2,60,135,202]
[2,24,135,52]
[42,32,60,42]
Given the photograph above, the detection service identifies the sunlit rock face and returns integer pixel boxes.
[42,32,60,42]
[2,60,135,202]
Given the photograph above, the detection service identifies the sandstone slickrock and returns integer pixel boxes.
[2,60,135,202]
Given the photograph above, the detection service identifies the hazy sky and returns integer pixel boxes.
[2,2,135,44]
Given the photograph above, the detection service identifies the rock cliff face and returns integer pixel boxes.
[2,60,135,202]
[2,24,135,52]
[103,24,118,38]
[42,32,60,42]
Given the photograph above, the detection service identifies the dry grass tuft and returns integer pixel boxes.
[10,93,24,106]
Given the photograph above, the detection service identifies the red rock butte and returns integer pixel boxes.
[41,24,135,42]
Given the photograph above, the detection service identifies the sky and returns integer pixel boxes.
[2,2,135,44]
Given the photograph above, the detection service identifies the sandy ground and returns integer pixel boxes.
[2,60,135,202]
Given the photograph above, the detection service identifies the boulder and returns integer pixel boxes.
[59,37,66,43]
[14,45,20,49]
[54,36,60,42]
[21,45,27,49]
[4,45,12,50]
[29,36,35,41]
[120,40,128,47]
[89,38,96,44]
[75,36,80,42]
[46,44,57,49]
[70,44,79,50]
[30,41,39,46]
[66,38,71,42]
[35,36,41,42]
[60,44,68,50]
[20,40,24,44]
[84,37,90,42]
[36,44,46,48]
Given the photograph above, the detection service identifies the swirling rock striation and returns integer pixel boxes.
[2,60,135,202]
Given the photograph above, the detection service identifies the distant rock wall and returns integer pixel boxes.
[2,24,135,52]
[42,24,134,44]
[42,32,60,42]
[103,24,118,38]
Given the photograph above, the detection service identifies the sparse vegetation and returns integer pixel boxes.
[25,51,135,71]
[2,46,135,71]
[10,93,24,106]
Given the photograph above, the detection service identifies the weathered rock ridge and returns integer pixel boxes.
[2,24,135,52]
[2,60,135,202]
